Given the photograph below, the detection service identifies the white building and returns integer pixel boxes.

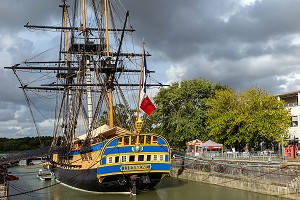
[277,91,300,140]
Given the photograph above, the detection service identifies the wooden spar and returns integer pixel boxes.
[64,0,73,145]
[24,24,135,32]
[4,66,155,73]
[81,0,93,129]
[105,0,114,128]
[63,2,69,62]
[104,0,110,57]
[82,0,87,33]
[136,43,145,120]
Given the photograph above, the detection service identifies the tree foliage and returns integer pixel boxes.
[97,104,135,131]
[152,79,222,148]
[0,136,54,152]
[206,87,291,150]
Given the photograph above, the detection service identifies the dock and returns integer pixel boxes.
[0,167,8,200]
[0,184,8,200]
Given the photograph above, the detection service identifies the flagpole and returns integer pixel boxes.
[136,42,145,120]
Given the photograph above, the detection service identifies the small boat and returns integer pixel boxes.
[37,169,55,181]
[42,162,54,170]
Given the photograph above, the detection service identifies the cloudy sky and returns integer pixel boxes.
[1,0,300,138]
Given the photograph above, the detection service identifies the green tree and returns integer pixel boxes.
[206,87,290,150]
[97,104,135,131]
[0,136,54,152]
[152,79,221,149]
[139,113,156,133]
[114,104,135,131]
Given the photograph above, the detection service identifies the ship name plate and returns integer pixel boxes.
[120,164,152,171]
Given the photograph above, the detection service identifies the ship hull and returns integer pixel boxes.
[55,167,129,192]
[55,166,165,193]
[53,133,171,194]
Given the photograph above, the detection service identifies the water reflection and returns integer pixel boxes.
[8,166,288,200]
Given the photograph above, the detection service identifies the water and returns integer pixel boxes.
[6,166,289,200]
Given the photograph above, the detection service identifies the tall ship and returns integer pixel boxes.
[5,0,171,195]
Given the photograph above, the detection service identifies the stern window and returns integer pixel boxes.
[152,136,158,144]
[129,155,135,162]
[124,137,129,145]
[147,155,151,161]
[131,136,137,145]
[121,155,127,162]
[108,157,113,164]
[115,156,119,163]
[139,136,145,144]
[146,136,151,144]
[160,155,164,161]
[153,155,158,161]
[138,155,144,161]
[118,137,123,145]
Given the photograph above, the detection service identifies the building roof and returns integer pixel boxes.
[187,139,203,146]
[199,140,223,149]
[277,90,300,98]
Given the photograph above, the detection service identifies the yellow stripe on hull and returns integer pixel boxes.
[52,149,102,170]
[97,171,170,182]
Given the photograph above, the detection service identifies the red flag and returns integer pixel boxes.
[140,95,156,115]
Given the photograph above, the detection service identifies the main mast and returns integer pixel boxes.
[81,0,94,130]
[104,0,115,128]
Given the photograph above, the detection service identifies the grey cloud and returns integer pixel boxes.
[0,0,61,34]
[2,0,300,137]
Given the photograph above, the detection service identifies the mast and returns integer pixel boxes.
[64,0,73,144]
[136,42,146,120]
[104,0,114,128]
[81,0,93,129]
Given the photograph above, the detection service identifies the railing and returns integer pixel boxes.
[184,151,283,162]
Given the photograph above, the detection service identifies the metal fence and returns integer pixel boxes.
[184,151,284,162]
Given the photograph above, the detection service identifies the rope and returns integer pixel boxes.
[0,140,121,198]
[12,69,42,147]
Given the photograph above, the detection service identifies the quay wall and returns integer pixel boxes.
[0,175,7,200]
[170,158,300,200]
[0,184,8,200]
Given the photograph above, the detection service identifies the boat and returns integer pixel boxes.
[5,0,171,195]
[41,162,54,170]
[37,169,55,181]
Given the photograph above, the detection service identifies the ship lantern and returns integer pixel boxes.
[135,119,144,134]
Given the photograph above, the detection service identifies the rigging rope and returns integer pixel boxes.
[12,69,42,147]
[1,139,122,198]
